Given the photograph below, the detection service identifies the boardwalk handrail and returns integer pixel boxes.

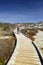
[5,33,17,65]
[20,32,43,65]
[32,42,43,65]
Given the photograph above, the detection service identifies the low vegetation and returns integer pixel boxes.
[0,58,4,65]
[38,28,43,31]
[0,23,16,65]
[0,35,16,65]
[20,29,38,41]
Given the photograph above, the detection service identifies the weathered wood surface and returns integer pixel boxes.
[7,33,41,65]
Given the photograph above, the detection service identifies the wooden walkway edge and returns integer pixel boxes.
[7,33,41,65]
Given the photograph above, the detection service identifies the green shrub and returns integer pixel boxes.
[0,58,4,65]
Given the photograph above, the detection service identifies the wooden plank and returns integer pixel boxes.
[7,33,41,65]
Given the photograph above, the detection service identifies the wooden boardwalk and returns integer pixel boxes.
[7,33,41,65]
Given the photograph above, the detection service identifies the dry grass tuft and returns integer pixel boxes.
[20,29,38,41]
[0,35,16,64]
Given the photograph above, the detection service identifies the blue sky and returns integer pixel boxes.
[0,0,43,23]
